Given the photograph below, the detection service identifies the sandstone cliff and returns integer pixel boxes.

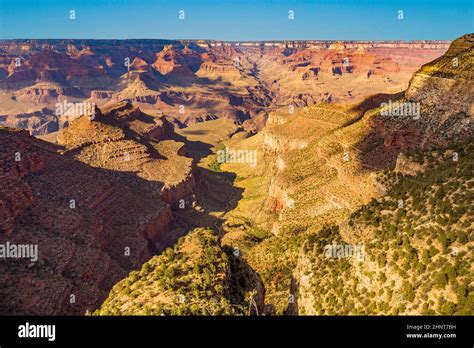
[0,126,176,315]
[57,101,197,207]
[368,33,474,164]
[290,34,474,315]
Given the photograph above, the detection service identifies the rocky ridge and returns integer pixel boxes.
[0,125,175,314]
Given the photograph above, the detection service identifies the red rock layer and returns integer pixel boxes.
[0,127,176,315]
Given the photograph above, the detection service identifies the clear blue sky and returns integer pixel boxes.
[0,0,472,40]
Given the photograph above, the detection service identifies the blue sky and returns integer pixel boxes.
[0,0,472,40]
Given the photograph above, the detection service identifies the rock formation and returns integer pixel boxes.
[0,39,449,134]
[0,125,176,314]
[95,228,265,315]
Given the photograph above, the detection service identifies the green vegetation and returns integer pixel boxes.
[300,139,474,315]
[95,228,262,315]
[418,34,474,80]
[208,143,226,171]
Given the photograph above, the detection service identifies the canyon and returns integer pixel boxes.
[0,102,195,314]
[1,35,473,315]
[0,39,448,135]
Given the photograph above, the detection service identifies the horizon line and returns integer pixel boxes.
[0,38,456,43]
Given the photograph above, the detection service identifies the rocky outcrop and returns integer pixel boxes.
[95,228,265,316]
[0,129,42,234]
[256,39,449,106]
[290,93,318,107]
[362,34,473,167]
[263,129,307,154]
[0,108,57,135]
[0,39,449,135]
[160,171,197,206]
[394,152,426,175]
[57,102,196,205]
[198,60,237,74]
[2,48,106,90]
[152,45,201,76]
[267,177,292,215]
[90,90,114,102]
[15,83,84,103]
[137,207,175,248]
[0,126,177,315]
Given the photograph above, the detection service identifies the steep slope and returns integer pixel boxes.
[255,42,448,106]
[0,126,175,315]
[295,141,473,315]
[57,101,196,207]
[220,102,384,313]
[95,228,264,315]
[290,34,474,315]
[364,34,474,167]
[214,34,473,315]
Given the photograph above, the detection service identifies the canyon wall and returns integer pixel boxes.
[0,102,200,315]
[0,39,449,134]
[0,126,177,314]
